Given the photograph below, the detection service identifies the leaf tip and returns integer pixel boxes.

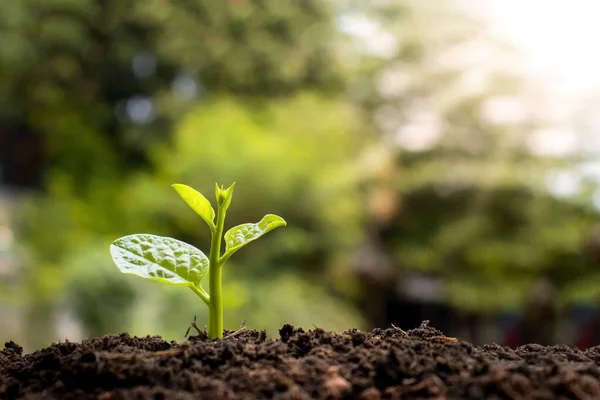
[267,214,287,226]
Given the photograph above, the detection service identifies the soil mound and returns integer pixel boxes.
[2,321,600,399]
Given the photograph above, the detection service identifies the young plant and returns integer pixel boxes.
[109,183,286,339]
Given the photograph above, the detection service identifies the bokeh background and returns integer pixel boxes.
[3,0,600,352]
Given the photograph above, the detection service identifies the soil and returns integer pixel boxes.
[2,321,600,400]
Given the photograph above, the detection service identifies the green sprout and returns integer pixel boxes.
[109,183,286,339]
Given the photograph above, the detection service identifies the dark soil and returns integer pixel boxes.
[2,321,600,400]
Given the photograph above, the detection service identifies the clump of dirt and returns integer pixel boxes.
[2,321,600,399]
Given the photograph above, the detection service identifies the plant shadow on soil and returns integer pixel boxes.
[2,321,600,399]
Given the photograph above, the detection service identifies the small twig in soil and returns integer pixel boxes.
[426,336,457,343]
[391,324,408,335]
[222,319,248,339]
[391,322,456,342]
[184,315,204,338]
[224,326,247,339]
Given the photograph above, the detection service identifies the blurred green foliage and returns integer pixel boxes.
[345,0,600,312]
[0,0,343,185]
[1,0,599,350]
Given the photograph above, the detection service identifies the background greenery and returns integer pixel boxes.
[1,0,599,350]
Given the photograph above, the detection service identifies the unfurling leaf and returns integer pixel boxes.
[224,214,287,257]
[172,184,216,230]
[110,234,209,287]
[215,182,236,211]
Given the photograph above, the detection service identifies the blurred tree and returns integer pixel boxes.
[340,0,599,320]
[0,0,343,188]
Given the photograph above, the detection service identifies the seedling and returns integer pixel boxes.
[109,183,286,339]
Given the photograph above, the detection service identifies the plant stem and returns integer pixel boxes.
[190,284,210,306]
[208,204,226,339]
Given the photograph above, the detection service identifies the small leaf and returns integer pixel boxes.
[110,234,209,287]
[224,214,286,257]
[172,184,215,229]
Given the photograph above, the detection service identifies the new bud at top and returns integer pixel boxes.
[215,182,236,211]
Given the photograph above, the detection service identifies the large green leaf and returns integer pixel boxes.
[224,214,286,258]
[110,234,209,287]
[172,184,215,230]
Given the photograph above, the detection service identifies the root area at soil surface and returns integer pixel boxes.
[2,322,600,400]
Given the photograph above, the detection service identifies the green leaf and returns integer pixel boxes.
[172,184,216,230]
[224,214,287,258]
[110,234,209,288]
